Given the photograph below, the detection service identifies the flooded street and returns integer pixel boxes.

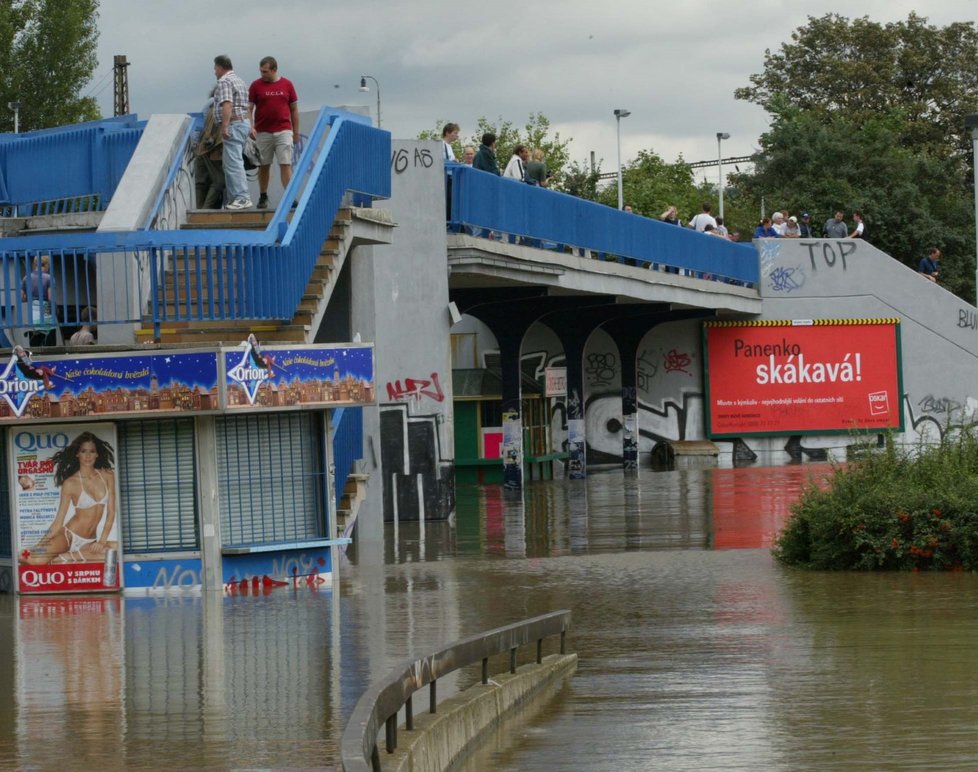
[3,463,978,769]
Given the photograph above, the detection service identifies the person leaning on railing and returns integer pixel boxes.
[21,254,57,346]
[194,89,226,209]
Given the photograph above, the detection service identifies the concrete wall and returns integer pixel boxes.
[382,653,578,772]
[757,238,978,445]
[555,238,978,465]
[352,140,455,525]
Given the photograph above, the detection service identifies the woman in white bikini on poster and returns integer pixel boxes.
[20,431,118,565]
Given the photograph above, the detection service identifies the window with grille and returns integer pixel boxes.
[118,419,199,553]
[216,412,325,547]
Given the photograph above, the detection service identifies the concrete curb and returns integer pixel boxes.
[383,653,577,771]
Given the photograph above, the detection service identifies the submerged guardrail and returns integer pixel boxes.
[340,609,572,771]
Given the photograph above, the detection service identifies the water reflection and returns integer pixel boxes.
[5,462,973,769]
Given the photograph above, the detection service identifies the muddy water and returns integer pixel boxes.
[3,463,977,769]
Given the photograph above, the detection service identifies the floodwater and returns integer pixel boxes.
[4,462,978,769]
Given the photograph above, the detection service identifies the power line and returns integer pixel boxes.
[596,154,757,181]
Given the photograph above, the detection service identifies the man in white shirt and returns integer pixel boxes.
[688,203,717,232]
[850,210,865,239]
[503,145,529,180]
[442,123,459,163]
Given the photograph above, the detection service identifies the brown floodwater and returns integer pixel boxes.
[3,462,977,769]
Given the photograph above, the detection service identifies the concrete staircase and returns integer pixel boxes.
[336,472,369,540]
[137,207,365,345]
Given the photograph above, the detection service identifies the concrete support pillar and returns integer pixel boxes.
[618,337,640,472]
[195,415,223,591]
[498,335,524,490]
[563,340,587,480]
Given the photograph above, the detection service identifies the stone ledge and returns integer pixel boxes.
[382,653,577,772]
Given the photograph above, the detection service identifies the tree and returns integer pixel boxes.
[0,0,101,132]
[735,13,978,157]
[420,113,572,185]
[730,104,976,300]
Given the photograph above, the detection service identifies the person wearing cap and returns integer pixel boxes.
[798,212,812,238]
[919,247,941,283]
[784,215,801,238]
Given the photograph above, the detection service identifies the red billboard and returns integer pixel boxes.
[704,320,903,438]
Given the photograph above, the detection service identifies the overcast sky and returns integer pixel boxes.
[92,1,977,182]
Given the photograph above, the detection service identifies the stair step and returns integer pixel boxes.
[185,209,280,226]
[136,325,308,344]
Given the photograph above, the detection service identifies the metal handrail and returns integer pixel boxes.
[340,609,572,771]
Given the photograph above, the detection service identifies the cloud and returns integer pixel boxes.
[94,0,976,168]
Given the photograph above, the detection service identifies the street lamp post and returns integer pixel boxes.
[359,76,381,128]
[614,108,631,211]
[716,132,730,220]
[8,101,21,134]
[968,115,978,302]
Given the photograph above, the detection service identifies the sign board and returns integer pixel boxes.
[703,319,903,438]
[11,422,123,593]
[223,340,375,409]
[545,366,567,397]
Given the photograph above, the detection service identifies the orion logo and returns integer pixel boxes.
[0,353,46,416]
[227,340,271,405]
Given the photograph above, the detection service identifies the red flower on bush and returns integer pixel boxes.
[891,538,901,549]
[898,513,910,524]
[933,508,943,518]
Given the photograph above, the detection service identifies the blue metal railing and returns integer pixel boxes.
[0,115,144,214]
[447,165,759,285]
[0,108,391,336]
[332,406,364,512]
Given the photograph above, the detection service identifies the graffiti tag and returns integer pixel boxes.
[958,309,977,330]
[918,394,960,415]
[391,147,434,174]
[769,266,805,292]
[386,372,445,402]
[585,352,617,386]
[804,240,857,271]
[662,348,692,376]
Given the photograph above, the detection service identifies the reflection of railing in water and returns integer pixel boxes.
[341,609,572,771]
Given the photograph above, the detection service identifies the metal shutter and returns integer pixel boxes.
[118,419,199,553]
[216,412,325,547]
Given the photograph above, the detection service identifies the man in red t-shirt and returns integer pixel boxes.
[248,56,300,209]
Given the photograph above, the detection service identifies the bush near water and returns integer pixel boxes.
[774,431,978,571]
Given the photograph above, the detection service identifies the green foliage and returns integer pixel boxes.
[730,104,976,300]
[594,149,698,217]
[775,430,978,571]
[735,13,978,156]
[561,157,601,200]
[734,14,978,301]
[0,0,101,131]
[420,113,572,186]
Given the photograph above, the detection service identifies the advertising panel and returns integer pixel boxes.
[0,346,219,422]
[11,422,123,593]
[545,366,567,397]
[224,337,375,409]
[704,320,903,438]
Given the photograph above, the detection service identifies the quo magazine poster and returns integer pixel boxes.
[11,423,123,594]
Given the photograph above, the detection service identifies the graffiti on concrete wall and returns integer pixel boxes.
[386,372,445,403]
[380,404,455,521]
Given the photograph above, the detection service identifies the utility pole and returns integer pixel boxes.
[113,55,130,117]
